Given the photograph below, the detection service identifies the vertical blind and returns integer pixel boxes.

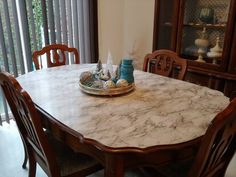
[0,0,98,125]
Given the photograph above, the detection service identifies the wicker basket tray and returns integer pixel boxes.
[79,82,135,96]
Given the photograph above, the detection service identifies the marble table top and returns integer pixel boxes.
[17,64,229,148]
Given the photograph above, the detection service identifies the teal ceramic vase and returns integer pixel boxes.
[120,59,134,83]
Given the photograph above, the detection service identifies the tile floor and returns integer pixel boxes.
[0,121,235,177]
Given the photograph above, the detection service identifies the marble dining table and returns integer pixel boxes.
[17,64,229,177]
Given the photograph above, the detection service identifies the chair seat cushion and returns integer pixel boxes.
[155,159,193,177]
[49,135,102,176]
[91,168,159,177]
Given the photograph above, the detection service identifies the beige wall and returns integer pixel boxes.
[98,0,155,69]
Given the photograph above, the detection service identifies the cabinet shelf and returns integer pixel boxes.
[183,23,226,30]
[181,54,222,65]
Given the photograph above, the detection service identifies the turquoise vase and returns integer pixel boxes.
[120,59,134,83]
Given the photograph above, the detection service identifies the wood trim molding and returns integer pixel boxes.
[188,66,236,81]
[152,0,160,51]
[89,0,99,62]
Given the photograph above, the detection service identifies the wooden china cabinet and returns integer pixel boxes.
[153,0,236,96]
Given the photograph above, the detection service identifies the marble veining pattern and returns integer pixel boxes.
[17,64,229,148]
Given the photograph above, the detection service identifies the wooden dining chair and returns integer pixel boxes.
[230,90,236,101]
[33,44,79,70]
[143,50,187,80]
[21,43,79,168]
[0,71,102,177]
[152,98,236,177]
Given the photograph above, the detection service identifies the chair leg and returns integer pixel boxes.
[140,167,167,177]
[22,141,28,169]
[28,154,36,177]
[19,133,28,169]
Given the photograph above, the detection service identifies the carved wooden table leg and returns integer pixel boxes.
[104,154,125,177]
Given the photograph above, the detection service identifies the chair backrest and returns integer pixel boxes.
[33,44,79,70]
[188,98,236,177]
[0,72,60,176]
[143,49,187,80]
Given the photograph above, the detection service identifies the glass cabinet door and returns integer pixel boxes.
[178,0,231,66]
[153,0,180,51]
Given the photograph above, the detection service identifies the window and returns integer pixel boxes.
[0,0,98,124]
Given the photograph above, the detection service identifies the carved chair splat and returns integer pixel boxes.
[143,50,187,80]
[33,44,79,70]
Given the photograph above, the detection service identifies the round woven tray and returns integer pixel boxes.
[79,82,135,96]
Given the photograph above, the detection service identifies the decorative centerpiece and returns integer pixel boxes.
[207,37,223,64]
[195,27,209,63]
[79,55,135,96]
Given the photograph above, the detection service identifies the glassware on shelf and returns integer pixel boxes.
[195,27,209,63]
[207,37,223,64]
[199,7,214,24]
